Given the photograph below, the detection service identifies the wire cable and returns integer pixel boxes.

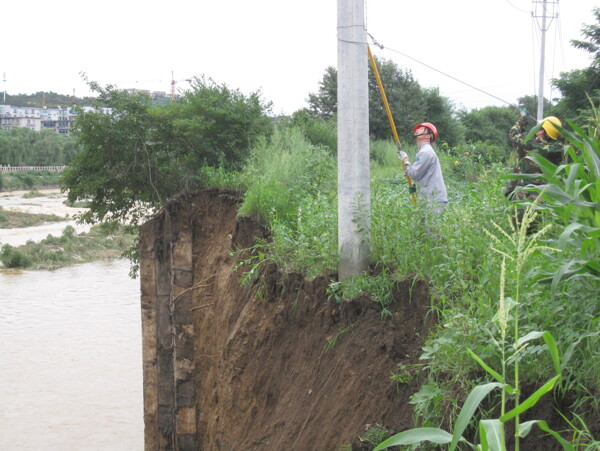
[367,34,517,107]
[504,0,530,14]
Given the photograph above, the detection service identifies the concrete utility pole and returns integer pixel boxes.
[337,0,370,280]
[533,0,558,120]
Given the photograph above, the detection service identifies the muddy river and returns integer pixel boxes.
[0,190,143,450]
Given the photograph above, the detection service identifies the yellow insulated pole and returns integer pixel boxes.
[368,46,417,205]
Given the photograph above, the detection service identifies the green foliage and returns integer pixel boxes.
[231,239,271,289]
[325,323,357,350]
[367,57,426,142]
[457,106,515,150]
[288,109,337,153]
[3,91,95,108]
[166,76,273,169]
[421,87,465,148]
[238,126,338,277]
[1,171,63,190]
[197,166,243,190]
[62,77,272,226]
[0,222,135,269]
[551,7,600,121]
[376,204,571,450]
[390,364,423,388]
[0,207,63,228]
[21,174,35,189]
[0,127,80,166]
[357,424,390,448]
[1,244,32,268]
[517,95,553,119]
[507,111,600,284]
[446,144,493,182]
[268,192,338,277]
[239,125,335,223]
[307,66,338,121]
[307,57,463,146]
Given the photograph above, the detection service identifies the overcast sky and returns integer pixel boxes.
[2,0,597,114]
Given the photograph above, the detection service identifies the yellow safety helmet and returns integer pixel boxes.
[540,116,562,140]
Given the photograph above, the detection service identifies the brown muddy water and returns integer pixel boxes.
[0,191,143,450]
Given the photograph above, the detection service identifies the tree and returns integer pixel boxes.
[166,76,273,168]
[458,105,515,148]
[516,95,553,118]
[307,66,338,121]
[307,57,462,146]
[367,58,426,142]
[61,78,272,226]
[422,87,464,147]
[551,8,600,121]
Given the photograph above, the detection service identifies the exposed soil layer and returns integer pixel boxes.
[155,189,598,450]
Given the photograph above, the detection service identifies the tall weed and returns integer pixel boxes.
[239,126,335,225]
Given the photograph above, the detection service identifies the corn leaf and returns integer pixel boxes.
[519,420,575,450]
[500,375,559,422]
[373,427,453,450]
[479,419,504,451]
[450,383,503,451]
[516,331,561,377]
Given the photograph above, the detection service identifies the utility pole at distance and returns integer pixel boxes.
[337,0,370,280]
[533,0,558,120]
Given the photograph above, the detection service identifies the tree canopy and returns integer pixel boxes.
[457,105,515,148]
[0,127,79,166]
[61,77,272,226]
[307,56,463,146]
[551,7,600,121]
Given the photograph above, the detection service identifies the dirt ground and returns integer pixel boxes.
[183,190,598,450]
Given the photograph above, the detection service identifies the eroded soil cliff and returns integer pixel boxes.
[141,189,598,451]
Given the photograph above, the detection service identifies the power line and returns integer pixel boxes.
[504,0,531,14]
[367,34,516,108]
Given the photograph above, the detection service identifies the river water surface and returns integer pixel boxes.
[0,191,143,450]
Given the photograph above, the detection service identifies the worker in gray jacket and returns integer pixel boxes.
[398,122,448,214]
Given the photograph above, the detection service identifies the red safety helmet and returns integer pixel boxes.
[413,122,438,142]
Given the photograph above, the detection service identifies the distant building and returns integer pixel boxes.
[0,104,82,134]
[0,90,168,134]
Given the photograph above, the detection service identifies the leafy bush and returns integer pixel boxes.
[62,77,273,227]
[288,109,337,154]
[0,222,135,269]
[1,244,32,268]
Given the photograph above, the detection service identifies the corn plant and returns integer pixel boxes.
[374,202,572,451]
[508,109,600,288]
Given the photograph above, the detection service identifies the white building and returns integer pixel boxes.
[0,104,77,134]
[0,105,113,134]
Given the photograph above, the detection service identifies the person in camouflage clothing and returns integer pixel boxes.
[506,112,566,201]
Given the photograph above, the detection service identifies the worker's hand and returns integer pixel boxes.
[398,150,408,161]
